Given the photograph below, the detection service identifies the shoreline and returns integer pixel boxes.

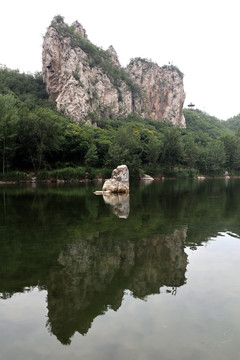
[1,175,240,185]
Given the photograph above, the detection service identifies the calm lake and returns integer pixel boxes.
[0,179,239,360]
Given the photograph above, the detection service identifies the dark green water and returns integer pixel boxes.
[0,179,239,360]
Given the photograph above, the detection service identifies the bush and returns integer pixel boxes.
[175,168,198,178]
[163,168,199,179]
[36,170,50,180]
[36,167,113,181]
[142,165,163,177]
[0,171,29,182]
[39,167,87,181]
[90,167,112,179]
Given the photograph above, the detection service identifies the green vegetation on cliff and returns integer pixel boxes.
[51,17,142,97]
[1,65,240,179]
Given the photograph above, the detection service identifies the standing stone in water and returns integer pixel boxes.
[102,165,129,193]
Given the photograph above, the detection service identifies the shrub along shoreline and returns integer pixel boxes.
[0,167,238,184]
[0,167,111,183]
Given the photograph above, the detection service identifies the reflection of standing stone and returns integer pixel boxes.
[102,165,129,193]
[103,193,130,219]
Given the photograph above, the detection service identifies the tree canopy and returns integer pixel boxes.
[1,65,240,179]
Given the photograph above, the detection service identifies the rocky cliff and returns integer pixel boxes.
[42,16,186,127]
[126,58,186,126]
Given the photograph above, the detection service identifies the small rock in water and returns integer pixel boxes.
[140,173,154,181]
[94,190,111,195]
[94,191,103,195]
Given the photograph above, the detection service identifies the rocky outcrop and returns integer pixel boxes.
[42,16,186,127]
[102,165,129,193]
[126,58,186,126]
[107,45,121,67]
[42,16,134,122]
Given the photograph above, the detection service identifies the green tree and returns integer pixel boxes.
[0,93,19,174]
[84,144,99,167]
[197,141,226,174]
[18,107,64,171]
[63,122,90,164]
[232,130,240,171]
[221,134,237,170]
[232,145,240,170]
[145,135,160,165]
[106,124,142,176]
[160,127,183,171]
[182,134,199,168]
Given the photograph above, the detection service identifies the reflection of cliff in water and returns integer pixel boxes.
[3,180,240,343]
[47,227,188,344]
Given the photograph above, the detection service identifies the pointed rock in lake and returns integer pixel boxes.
[102,165,129,193]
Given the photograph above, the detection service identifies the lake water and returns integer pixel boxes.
[0,179,239,360]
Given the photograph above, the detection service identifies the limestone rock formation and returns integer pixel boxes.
[126,58,186,126]
[42,16,133,122]
[42,16,186,127]
[107,45,121,67]
[102,165,129,193]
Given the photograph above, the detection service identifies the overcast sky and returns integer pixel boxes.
[1,0,239,120]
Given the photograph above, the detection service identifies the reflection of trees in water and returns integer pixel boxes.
[2,180,240,341]
[46,227,188,344]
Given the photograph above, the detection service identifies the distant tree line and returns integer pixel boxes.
[1,66,240,179]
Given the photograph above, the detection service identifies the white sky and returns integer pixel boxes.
[0,0,239,120]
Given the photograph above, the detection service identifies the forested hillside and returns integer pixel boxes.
[224,114,240,131]
[1,66,240,180]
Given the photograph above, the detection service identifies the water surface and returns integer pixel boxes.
[0,179,239,360]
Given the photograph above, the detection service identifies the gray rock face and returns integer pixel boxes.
[107,45,121,67]
[126,58,186,126]
[42,18,133,122]
[42,17,186,127]
[102,165,129,193]
[71,20,88,40]
[111,164,129,182]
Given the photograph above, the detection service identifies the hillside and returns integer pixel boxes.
[1,59,240,179]
[184,108,233,139]
[0,66,48,106]
[224,113,240,131]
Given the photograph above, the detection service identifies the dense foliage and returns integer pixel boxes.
[1,65,240,180]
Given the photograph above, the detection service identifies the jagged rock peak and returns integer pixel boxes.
[107,45,121,67]
[126,58,186,127]
[71,20,88,39]
[50,16,88,40]
[51,15,65,25]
